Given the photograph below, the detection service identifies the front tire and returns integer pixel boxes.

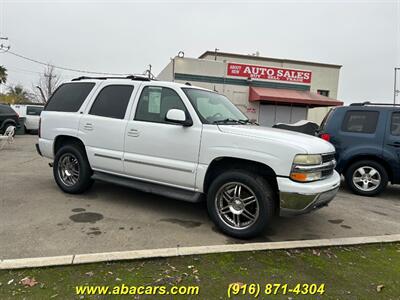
[53,145,93,194]
[345,160,388,196]
[207,170,275,239]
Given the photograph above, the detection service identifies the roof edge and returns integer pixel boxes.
[199,51,342,68]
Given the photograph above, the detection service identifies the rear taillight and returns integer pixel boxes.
[320,133,331,141]
[38,117,41,138]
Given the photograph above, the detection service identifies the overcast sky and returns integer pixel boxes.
[0,0,399,104]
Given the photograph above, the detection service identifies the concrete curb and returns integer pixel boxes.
[1,234,400,270]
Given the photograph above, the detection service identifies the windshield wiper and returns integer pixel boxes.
[213,118,242,124]
[213,118,258,125]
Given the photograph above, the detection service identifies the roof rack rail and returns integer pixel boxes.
[349,101,400,107]
[71,75,152,82]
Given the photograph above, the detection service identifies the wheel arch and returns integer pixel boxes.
[343,155,393,182]
[203,157,279,212]
[53,135,87,157]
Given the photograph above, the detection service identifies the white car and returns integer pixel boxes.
[11,104,44,132]
[36,76,340,238]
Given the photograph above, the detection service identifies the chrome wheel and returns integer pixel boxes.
[352,166,381,192]
[57,153,80,187]
[215,182,259,230]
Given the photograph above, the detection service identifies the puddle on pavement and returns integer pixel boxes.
[328,219,344,224]
[370,210,388,216]
[159,218,202,228]
[70,212,104,223]
[341,225,352,229]
[71,208,86,213]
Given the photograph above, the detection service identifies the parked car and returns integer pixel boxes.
[319,102,400,196]
[0,103,19,134]
[11,104,44,133]
[36,76,340,238]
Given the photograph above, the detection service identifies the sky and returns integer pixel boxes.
[0,0,399,104]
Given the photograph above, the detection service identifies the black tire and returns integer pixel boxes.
[345,160,388,196]
[1,122,14,135]
[207,170,275,239]
[53,144,93,194]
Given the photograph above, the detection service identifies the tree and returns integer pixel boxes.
[0,65,7,85]
[35,65,61,103]
[6,85,31,104]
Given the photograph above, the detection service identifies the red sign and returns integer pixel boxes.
[227,62,312,84]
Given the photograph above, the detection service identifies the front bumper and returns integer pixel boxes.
[278,171,340,216]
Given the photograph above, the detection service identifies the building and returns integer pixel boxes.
[158,51,343,125]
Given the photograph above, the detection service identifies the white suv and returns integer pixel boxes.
[37,76,340,238]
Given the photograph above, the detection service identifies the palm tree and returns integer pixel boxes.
[0,65,7,85]
[7,85,30,103]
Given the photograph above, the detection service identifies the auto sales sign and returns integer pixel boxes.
[227,62,312,84]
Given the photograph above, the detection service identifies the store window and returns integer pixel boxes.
[317,90,330,97]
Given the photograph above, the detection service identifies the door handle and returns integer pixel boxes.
[127,128,139,137]
[388,142,400,148]
[83,123,93,131]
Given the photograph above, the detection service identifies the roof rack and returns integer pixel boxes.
[350,101,400,107]
[71,75,152,82]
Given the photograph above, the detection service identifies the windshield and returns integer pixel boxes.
[182,88,248,124]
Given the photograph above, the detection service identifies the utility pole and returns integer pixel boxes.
[394,67,400,105]
[0,36,10,52]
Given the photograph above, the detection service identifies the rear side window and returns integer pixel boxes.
[391,112,400,136]
[89,85,134,119]
[0,105,16,114]
[45,83,95,112]
[342,110,379,133]
[27,106,43,116]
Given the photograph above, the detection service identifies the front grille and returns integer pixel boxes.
[321,152,336,179]
[322,153,335,163]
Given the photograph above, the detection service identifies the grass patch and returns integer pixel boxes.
[1,243,399,299]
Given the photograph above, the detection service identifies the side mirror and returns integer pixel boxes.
[165,109,193,126]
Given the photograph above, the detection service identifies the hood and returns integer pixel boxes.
[218,125,334,154]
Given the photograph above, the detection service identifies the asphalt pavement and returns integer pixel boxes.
[1,136,399,260]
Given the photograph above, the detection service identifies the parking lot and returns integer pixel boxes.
[1,135,399,260]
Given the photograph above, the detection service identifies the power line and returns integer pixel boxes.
[3,49,132,76]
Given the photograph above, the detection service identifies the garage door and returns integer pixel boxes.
[259,104,307,127]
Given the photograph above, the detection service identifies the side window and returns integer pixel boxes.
[391,112,400,136]
[45,83,95,112]
[89,85,134,119]
[27,106,43,116]
[342,110,379,134]
[135,86,188,123]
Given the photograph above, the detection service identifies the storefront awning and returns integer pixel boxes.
[249,87,343,107]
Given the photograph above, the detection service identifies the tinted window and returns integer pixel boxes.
[342,110,379,133]
[391,112,400,136]
[0,105,16,115]
[89,85,134,119]
[45,83,95,112]
[27,106,43,116]
[135,86,188,123]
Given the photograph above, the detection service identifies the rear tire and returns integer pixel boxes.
[345,160,388,196]
[207,170,275,239]
[53,144,93,194]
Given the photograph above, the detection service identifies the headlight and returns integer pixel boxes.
[293,154,322,165]
[290,154,323,182]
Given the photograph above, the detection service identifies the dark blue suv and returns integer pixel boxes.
[319,102,400,196]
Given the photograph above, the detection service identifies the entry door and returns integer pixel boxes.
[78,84,136,173]
[384,110,400,181]
[124,86,202,189]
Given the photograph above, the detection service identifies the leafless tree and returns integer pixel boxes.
[35,65,61,103]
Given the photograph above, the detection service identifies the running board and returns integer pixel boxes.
[92,171,203,203]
